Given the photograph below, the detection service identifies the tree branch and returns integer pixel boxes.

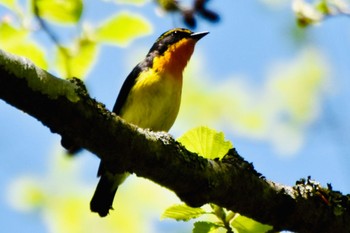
[1,49,349,232]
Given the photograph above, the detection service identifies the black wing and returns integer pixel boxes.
[112,54,154,115]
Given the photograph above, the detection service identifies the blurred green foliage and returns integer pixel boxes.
[0,21,48,68]
[0,0,152,78]
[34,0,83,24]
[178,48,329,155]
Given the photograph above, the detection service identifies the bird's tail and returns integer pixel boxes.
[90,171,128,217]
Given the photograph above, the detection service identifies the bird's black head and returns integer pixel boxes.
[148,28,209,55]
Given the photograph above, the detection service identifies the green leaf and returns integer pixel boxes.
[0,21,28,45]
[210,204,226,221]
[114,0,147,5]
[193,221,221,233]
[8,43,48,69]
[56,37,98,79]
[0,0,16,9]
[231,215,273,233]
[315,0,331,15]
[96,12,152,46]
[0,22,48,69]
[35,0,83,24]
[156,0,179,11]
[162,204,206,221]
[177,126,233,159]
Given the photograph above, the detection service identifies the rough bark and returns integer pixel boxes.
[1,49,349,233]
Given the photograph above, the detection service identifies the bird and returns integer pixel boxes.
[90,28,208,217]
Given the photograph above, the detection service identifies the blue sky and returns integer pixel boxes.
[1,0,350,232]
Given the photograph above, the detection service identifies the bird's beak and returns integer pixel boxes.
[190,31,209,41]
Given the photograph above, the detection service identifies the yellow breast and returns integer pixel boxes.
[118,37,197,132]
[119,68,183,132]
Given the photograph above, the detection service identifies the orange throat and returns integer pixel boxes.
[152,39,196,79]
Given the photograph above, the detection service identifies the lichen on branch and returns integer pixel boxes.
[1,49,350,233]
